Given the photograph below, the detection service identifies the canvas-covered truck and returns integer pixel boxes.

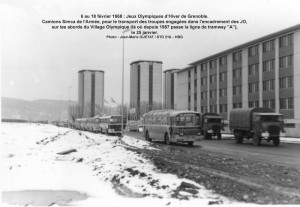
[229,108,285,146]
[200,113,224,140]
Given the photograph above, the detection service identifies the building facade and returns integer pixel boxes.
[163,69,179,109]
[176,24,300,136]
[78,70,104,117]
[130,60,163,120]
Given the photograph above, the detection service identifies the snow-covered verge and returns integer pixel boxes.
[1,123,241,206]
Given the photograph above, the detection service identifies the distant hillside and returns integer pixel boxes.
[1,97,77,121]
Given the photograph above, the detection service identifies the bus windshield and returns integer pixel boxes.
[110,116,122,123]
[94,118,100,123]
[176,114,200,126]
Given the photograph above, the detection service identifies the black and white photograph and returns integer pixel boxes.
[1,0,300,206]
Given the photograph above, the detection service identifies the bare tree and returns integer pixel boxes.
[68,104,82,121]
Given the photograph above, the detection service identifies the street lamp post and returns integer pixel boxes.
[68,86,72,121]
[121,29,130,137]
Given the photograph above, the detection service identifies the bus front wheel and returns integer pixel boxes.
[145,131,152,142]
[165,133,171,145]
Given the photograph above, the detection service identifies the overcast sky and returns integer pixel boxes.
[1,0,300,104]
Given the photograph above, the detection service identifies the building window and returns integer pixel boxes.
[233,85,242,95]
[233,51,242,62]
[219,71,227,82]
[280,97,294,109]
[194,67,197,75]
[209,74,217,83]
[249,45,259,57]
[263,79,275,91]
[194,93,197,101]
[201,91,207,100]
[263,99,275,110]
[194,107,197,112]
[279,55,293,68]
[188,70,191,77]
[201,63,207,72]
[249,101,259,108]
[248,82,259,94]
[263,59,275,72]
[279,34,293,47]
[209,59,217,69]
[188,83,191,90]
[194,79,197,87]
[279,76,293,88]
[219,104,228,113]
[249,63,259,75]
[219,55,227,66]
[233,103,242,108]
[263,39,275,52]
[233,68,242,78]
[209,90,217,99]
[201,77,207,85]
[201,106,208,113]
[209,105,217,113]
[219,88,227,97]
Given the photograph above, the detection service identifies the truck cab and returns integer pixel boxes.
[253,113,284,145]
[200,113,224,140]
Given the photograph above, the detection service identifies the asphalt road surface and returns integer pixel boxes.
[125,131,300,169]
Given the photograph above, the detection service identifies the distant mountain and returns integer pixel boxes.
[1,97,77,121]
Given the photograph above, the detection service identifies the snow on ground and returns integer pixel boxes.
[1,123,244,206]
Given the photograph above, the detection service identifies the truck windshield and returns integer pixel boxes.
[260,115,283,122]
[176,114,200,126]
[207,118,222,123]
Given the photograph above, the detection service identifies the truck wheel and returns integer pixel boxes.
[253,134,261,146]
[204,131,209,140]
[273,137,280,146]
[187,141,194,146]
[165,133,171,145]
[217,133,222,140]
[235,132,243,143]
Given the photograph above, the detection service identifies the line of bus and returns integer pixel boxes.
[73,115,126,135]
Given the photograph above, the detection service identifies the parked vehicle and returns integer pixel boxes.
[199,113,224,140]
[229,108,285,146]
[99,115,126,136]
[143,110,201,146]
[127,120,143,132]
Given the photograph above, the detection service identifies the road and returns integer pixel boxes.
[125,131,300,169]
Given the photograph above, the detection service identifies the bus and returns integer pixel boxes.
[85,116,101,132]
[143,110,201,146]
[99,115,126,135]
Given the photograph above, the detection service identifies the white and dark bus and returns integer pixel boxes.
[143,110,201,146]
[99,115,126,135]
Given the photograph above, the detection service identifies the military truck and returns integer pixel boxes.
[229,108,285,146]
[200,113,224,140]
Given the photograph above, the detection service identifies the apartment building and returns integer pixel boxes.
[163,69,179,109]
[129,60,163,120]
[78,70,104,117]
[175,24,300,136]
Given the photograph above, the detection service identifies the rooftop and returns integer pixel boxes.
[130,60,163,65]
[78,70,105,73]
